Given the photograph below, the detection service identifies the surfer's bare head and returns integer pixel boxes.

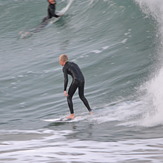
[48,0,55,4]
[59,54,68,66]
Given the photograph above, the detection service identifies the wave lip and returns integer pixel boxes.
[134,0,163,127]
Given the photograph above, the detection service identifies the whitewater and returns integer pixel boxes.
[1,0,163,162]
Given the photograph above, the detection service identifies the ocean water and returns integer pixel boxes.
[1,0,163,162]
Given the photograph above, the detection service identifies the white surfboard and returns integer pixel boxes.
[43,115,88,123]
[43,117,72,122]
[57,0,73,17]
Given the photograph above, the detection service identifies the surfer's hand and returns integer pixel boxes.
[64,91,68,97]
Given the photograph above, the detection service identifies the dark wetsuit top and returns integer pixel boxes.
[41,2,59,24]
[63,62,85,91]
[47,3,59,19]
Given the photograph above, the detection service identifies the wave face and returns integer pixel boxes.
[133,0,163,127]
[1,0,163,162]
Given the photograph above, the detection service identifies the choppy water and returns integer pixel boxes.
[1,0,163,162]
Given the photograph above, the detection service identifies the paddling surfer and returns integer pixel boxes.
[42,0,59,22]
[59,54,92,120]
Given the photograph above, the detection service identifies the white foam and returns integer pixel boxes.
[139,68,163,127]
[0,129,163,163]
[91,49,102,54]
[134,0,163,20]
[88,101,144,125]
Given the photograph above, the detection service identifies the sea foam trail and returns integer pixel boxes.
[1,129,163,163]
[134,0,163,126]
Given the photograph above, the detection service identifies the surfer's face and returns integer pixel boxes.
[59,60,65,66]
[48,0,55,4]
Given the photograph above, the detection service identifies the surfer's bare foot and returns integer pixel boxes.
[89,111,93,115]
[66,114,75,119]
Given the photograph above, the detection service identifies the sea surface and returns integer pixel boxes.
[1,0,163,162]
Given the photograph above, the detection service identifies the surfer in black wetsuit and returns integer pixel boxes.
[59,54,92,119]
[42,0,59,23]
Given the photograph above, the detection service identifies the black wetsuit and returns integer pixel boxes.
[42,2,59,22]
[47,3,59,19]
[63,62,92,114]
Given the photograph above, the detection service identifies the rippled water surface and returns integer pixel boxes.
[1,0,163,162]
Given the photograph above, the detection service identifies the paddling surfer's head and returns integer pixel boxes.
[59,54,68,66]
[48,0,55,4]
